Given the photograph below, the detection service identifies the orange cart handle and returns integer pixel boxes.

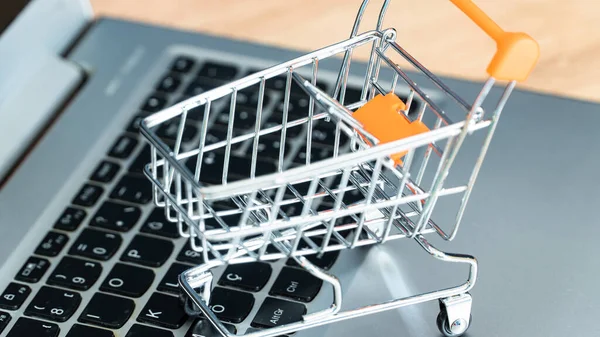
[450,0,540,82]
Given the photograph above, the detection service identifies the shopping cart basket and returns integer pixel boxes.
[140,0,539,336]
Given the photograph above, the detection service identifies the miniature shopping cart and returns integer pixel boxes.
[140,0,539,336]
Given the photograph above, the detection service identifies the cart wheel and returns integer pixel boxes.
[436,310,471,337]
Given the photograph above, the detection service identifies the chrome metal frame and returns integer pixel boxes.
[139,0,518,335]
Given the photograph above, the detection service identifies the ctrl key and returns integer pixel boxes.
[6,317,59,337]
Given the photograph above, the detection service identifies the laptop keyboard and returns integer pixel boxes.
[0,55,358,337]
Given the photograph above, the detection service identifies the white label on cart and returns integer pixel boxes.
[270,308,284,325]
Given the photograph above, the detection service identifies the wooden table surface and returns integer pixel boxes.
[91,0,600,102]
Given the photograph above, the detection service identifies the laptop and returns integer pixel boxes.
[1,0,599,336]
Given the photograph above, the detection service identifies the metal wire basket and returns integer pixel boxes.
[140,0,539,336]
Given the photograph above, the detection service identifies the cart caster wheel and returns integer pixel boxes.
[436,310,471,337]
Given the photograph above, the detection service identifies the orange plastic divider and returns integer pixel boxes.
[353,93,429,165]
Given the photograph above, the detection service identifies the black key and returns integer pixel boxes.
[66,324,114,337]
[185,318,236,337]
[218,262,271,292]
[69,228,122,261]
[186,105,206,121]
[156,73,181,93]
[286,250,339,270]
[184,153,230,186]
[245,68,263,77]
[226,152,277,178]
[198,62,238,81]
[121,235,173,267]
[266,74,328,97]
[15,257,50,283]
[156,120,198,142]
[176,95,192,104]
[141,208,181,239]
[342,86,363,105]
[48,257,102,291]
[280,202,308,218]
[311,122,349,146]
[141,93,167,113]
[90,161,120,183]
[127,113,147,133]
[137,292,187,329]
[171,56,195,73]
[72,183,104,207]
[185,78,221,97]
[25,286,81,322]
[265,74,292,92]
[214,105,257,130]
[284,181,316,199]
[252,297,306,328]
[263,117,304,138]
[176,242,204,265]
[6,317,59,337]
[257,133,296,160]
[90,201,141,232]
[100,263,154,298]
[183,82,206,97]
[186,151,276,185]
[212,198,240,210]
[318,187,364,207]
[208,287,254,323]
[129,145,150,174]
[34,231,69,257]
[110,174,152,204]
[341,186,365,205]
[79,293,135,329]
[272,95,312,120]
[107,135,138,159]
[297,79,328,96]
[0,311,10,334]
[53,207,86,231]
[203,211,244,230]
[270,267,323,302]
[236,87,271,108]
[126,324,173,337]
[0,283,31,310]
[157,263,189,294]
[294,144,334,164]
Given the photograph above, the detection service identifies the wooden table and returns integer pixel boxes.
[91,0,600,102]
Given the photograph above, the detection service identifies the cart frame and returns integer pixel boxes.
[140,1,538,336]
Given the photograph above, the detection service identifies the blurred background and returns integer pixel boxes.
[91,0,600,102]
